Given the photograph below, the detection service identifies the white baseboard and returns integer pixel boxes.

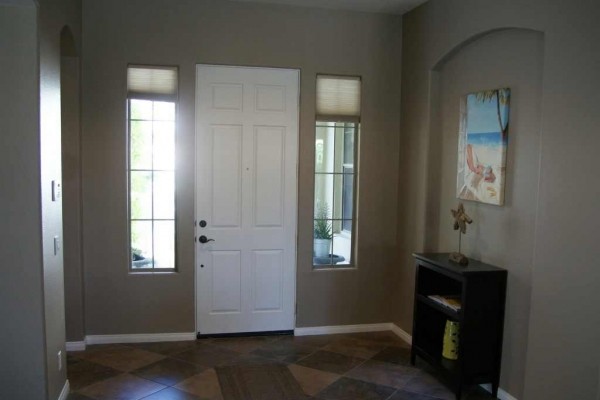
[66,341,86,351]
[57,380,69,400]
[389,323,412,344]
[85,332,196,345]
[294,323,393,336]
[66,332,197,350]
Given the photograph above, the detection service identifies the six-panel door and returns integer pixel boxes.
[195,65,299,334]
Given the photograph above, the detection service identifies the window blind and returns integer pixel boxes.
[127,65,178,101]
[316,75,361,121]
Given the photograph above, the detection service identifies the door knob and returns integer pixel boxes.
[199,235,215,244]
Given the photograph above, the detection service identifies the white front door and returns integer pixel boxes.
[195,65,299,334]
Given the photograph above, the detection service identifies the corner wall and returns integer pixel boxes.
[396,1,600,399]
[0,3,46,399]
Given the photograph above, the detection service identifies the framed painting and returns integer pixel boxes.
[456,88,510,206]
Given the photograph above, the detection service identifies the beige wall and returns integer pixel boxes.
[80,0,402,335]
[396,0,600,399]
[0,4,47,399]
[39,0,82,397]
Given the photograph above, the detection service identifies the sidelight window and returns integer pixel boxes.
[313,75,360,268]
[127,66,178,271]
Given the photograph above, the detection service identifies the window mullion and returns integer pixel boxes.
[150,101,155,269]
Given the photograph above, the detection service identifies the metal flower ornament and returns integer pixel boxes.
[450,203,473,266]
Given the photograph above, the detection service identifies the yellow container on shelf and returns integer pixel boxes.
[442,320,460,360]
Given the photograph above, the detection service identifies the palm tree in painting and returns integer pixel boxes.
[475,89,510,139]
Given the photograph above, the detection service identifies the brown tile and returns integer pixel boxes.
[132,357,205,386]
[172,344,241,367]
[346,359,418,389]
[68,352,84,363]
[371,346,412,366]
[323,337,386,359]
[220,353,278,367]
[251,340,317,363]
[387,389,442,400]
[78,373,165,400]
[287,364,340,396]
[78,346,166,372]
[140,387,201,400]
[317,377,396,400]
[128,341,197,356]
[215,363,308,400]
[402,371,454,400]
[175,369,223,400]
[210,336,275,353]
[277,334,345,349]
[296,350,365,375]
[349,331,411,348]
[67,357,121,391]
[76,344,129,357]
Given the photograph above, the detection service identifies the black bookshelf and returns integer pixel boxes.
[411,253,507,399]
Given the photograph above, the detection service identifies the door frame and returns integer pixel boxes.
[193,63,301,335]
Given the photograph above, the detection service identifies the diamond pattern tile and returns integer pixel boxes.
[66,331,485,400]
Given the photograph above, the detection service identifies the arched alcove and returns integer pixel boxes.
[60,25,77,57]
[422,28,545,396]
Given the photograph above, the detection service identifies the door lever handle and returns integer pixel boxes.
[199,235,215,244]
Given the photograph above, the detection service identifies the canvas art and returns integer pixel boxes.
[456,88,510,205]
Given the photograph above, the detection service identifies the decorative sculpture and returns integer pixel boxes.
[449,203,472,266]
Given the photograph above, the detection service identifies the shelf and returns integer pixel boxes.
[416,294,462,321]
[412,253,508,399]
[413,343,460,378]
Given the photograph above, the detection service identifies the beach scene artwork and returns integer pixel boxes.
[456,88,510,206]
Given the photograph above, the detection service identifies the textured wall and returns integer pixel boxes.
[396,1,600,398]
[81,0,402,335]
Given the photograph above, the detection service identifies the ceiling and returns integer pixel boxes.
[229,0,429,15]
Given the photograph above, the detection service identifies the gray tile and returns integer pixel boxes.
[296,350,365,375]
[402,371,454,400]
[371,346,412,366]
[346,359,419,389]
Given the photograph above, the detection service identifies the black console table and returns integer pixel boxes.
[411,253,507,399]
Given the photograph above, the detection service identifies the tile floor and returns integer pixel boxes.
[67,331,495,400]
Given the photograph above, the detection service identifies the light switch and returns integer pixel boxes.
[53,236,61,255]
[52,180,62,201]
